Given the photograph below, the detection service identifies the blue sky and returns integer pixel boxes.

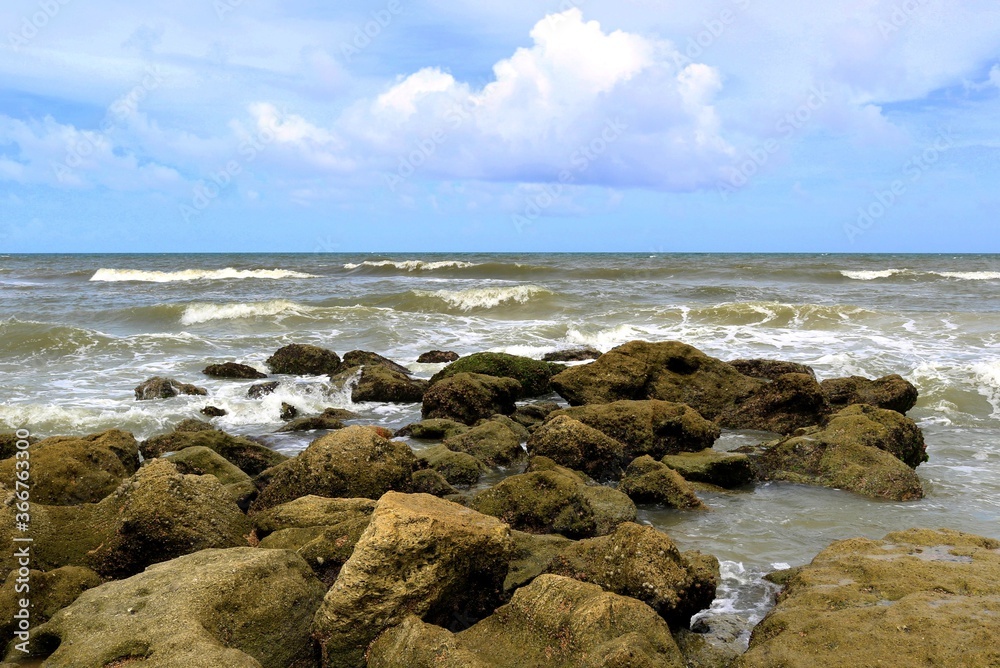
[1,0,998,252]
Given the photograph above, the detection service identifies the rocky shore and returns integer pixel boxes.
[1,340,996,667]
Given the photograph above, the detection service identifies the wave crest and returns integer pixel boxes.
[416,285,551,310]
[90,268,318,282]
[840,269,905,280]
[181,300,311,325]
[343,260,478,271]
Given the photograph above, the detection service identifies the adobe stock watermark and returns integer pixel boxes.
[672,0,751,69]
[7,0,72,50]
[10,428,33,654]
[512,118,628,233]
[179,107,291,222]
[876,0,928,39]
[844,128,956,243]
[214,0,249,21]
[717,83,831,200]
[340,0,404,61]
[51,66,166,184]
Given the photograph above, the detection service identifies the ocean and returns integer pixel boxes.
[2,252,999,641]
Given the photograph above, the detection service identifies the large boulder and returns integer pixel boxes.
[251,426,416,512]
[141,428,287,476]
[544,522,719,626]
[552,400,720,460]
[0,430,139,505]
[266,343,342,376]
[739,405,927,501]
[526,414,626,482]
[311,492,513,668]
[729,358,816,381]
[503,530,573,593]
[18,548,326,668]
[550,340,761,418]
[618,456,706,510]
[442,420,525,467]
[164,445,257,507]
[0,566,102,650]
[422,373,520,425]
[470,457,636,538]
[368,574,686,668]
[719,372,831,434]
[431,352,555,398]
[416,444,487,488]
[661,449,754,489]
[821,373,919,414]
[134,376,207,400]
[736,529,1000,668]
[202,361,267,379]
[350,364,428,403]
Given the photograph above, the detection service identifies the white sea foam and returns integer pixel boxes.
[973,359,1000,418]
[934,271,1000,281]
[840,269,905,280]
[90,268,318,282]
[343,260,478,271]
[420,285,549,310]
[181,300,312,325]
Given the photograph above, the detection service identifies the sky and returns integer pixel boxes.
[0,0,998,253]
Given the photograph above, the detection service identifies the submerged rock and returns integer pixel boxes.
[18,548,325,668]
[202,361,267,379]
[417,350,460,364]
[729,358,816,381]
[543,346,602,362]
[201,405,227,417]
[247,380,280,399]
[141,428,287,476]
[821,373,919,414]
[737,529,1000,668]
[431,352,556,398]
[422,372,520,425]
[415,444,487,488]
[526,414,626,482]
[134,376,208,400]
[266,343,342,376]
[442,420,525,467]
[618,455,706,510]
[661,448,754,488]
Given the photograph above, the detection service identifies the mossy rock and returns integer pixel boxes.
[134,376,208,400]
[719,372,831,434]
[0,566,102,649]
[141,428,287,476]
[422,373,521,425]
[402,418,470,440]
[266,343,342,376]
[821,373,919,414]
[526,414,626,482]
[510,402,561,431]
[661,448,753,489]
[503,530,573,593]
[415,444,486,488]
[276,409,348,433]
[341,349,411,375]
[202,362,267,379]
[350,364,428,403]
[729,358,816,381]
[431,352,556,398]
[412,468,458,497]
[164,445,256,507]
[251,495,376,533]
[173,417,216,432]
[443,420,525,468]
[618,455,706,510]
[0,432,35,460]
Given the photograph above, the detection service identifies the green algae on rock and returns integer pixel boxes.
[442,419,526,467]
[430,352,556,398]
[618,455,707,510]
[527,414,627,482]
[141,427,287,476]
[661,448,754,489]
[422,372,521,425]
[415,443,487,488]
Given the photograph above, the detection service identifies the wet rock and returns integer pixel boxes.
[341,350,411,375]
[280,402,299,420]
[164,445,257,507]
[510,402,561,431]
[545,522,719,626]
[422,373,521,425]
[0,430,139,505]
[276,408,349,433]
[674,628,743,668]
[248,380,280,398]
[550,340,761,418]
[134,376,208,400]
[0,566,102,649]
[415,444,486,488]
[266,343,342,376]
[470,457,636,538]
[503,530,573,593]
[201,405,227,417]
[201,361,267,379]
[618,456,706,509]
[0,432,35,460]
[821,373,919,414]
[173,417,215,432]
[417,350,460,364]
[552,399,720,460]
[661,449,754,489]
[729,358,816,381]
[412,468,458,497]
[311,492,513,668]
[251,426,416,512]
[736,529,1000,668]
[350,364,428,403]
[19,548,325,668]
[252,495,377,533]
[431,352,556,398]
[400,418,470,440]
[485,414,531,441]
[720,372,831,434]
[543,346,602,362]
[141,428,287,476]
[368,574,686,668]
[526,414,626,482]
[442,420,525,467]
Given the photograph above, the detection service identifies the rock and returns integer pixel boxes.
[141,428,287,476]
[821,373,919,414]
[485,414,531,441]
[248,380,280,399]
[251,426,416,512]
[401,418,470,440]
[719,372,831,434]
[20,548,325,668]
[442,420,525,467]
[134,376,208,400]
[510,402,561,430]
[729,358,816,381]
[350,364,428,403]
[526,414,626,482]
[0,566,102,649]
[368,574,686,668]
[431,352,556,398]
[412,468,458,497]
[544,522,719,625]
[253,495,377,532]
[422,373,521,425]
[266,343,342,376]
[280,402,299,420]
[736,529,1000,668]
[618,456,706,509]
[674,628,742,668]
[738,405,927,501]
[415,444,486,488]
[661,449,754,488]
[201,405,227,417]
[174,417,215,432]
[311,492,513,668]
[0,430,139,505]
[0,432,35,460]
[341,350,411,375]
[503,530,573,593]
[201,361,267,379]
[164,445,257,507]
[277,408,348,433]
[470,457,636,538]
[417,350,460,364]
[550,340,761,418]
[552,399,720,460]
[543,346,602,362]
